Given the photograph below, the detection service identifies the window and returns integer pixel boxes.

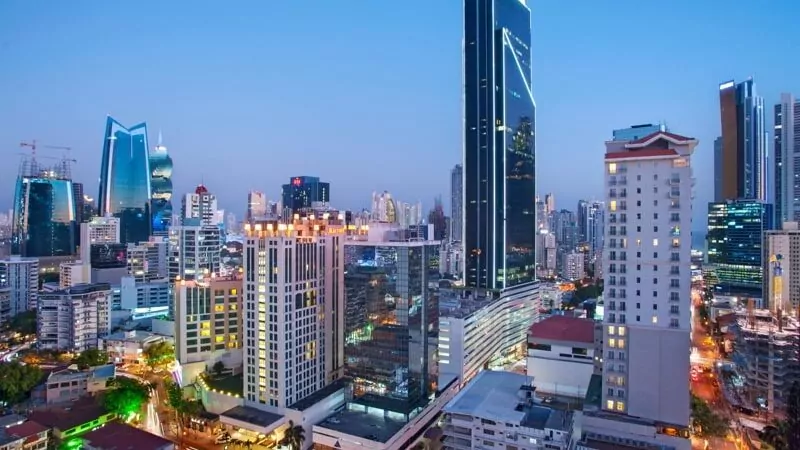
[610,200,617,212]
[653,304,658,310]
[636,239,641,246]
[636,277,641,283]
[618,326,626,336]
[636,188,641,194]
[616,401,625,411]
[609,339,616,348]
[637,226,641,232]
[653,278,658,284]
[637,201,641,207]
[618,339,625,349]
[654,200,658,206]
[636,264,641,270]
[636,251,641,258]
[636,290,640,296]
[652,316,658,324]
[637,175,641,181]
[653,187,658,193]
[608,163,618,174]
[653,291,658,297]
[653,252,658,258]
[636,315,641,322]
[636,302,641,309]
[673,158,688,168]
[606,400,615,410]
[653,238,659,246]
[608,326,615,335]
[654,226,659,232]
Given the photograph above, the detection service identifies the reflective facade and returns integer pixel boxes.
[281,176,330,213]
[707,200,774,296]
[464,0,536,290]
[12,175,77,257]
[150,133,173,235]
[98,117,152,244]
[344,242,438,418]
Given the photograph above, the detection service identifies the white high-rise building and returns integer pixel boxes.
[573,128,696,450]
[587,201,605,259]
[562,251,585,280]
[182,185,218,226]
[0,256,39,315]
[775,93,800,224]
[370,191,398,223]
[37,283,111,352]
[242,217,345,411]
[127,238,169,283]
[450,164,463,242]
[764,221,800,311]
[80,216,121,262]
[247,190,267,221]
[170,220,222,282]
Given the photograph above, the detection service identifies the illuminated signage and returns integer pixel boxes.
[719,81,735,90]
[292,178,303,187]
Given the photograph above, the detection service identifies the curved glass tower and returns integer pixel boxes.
[150,133,173,235]
[12,172,77,257]
[98,117,152,244]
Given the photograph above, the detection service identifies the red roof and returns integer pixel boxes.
[605,148,677,160]
[83,422,172,450]
[195,184,208,194]
[626,131,694,146]
[6,421,48,439]
[529,315,595,344]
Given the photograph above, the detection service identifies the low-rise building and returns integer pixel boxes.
[28,397,115,443]
[0,420,50,450]
[99,330,171,365]
[442,370,571,450]
[44,364,116,405]
[527,315,597,398]
[82,422,174,450]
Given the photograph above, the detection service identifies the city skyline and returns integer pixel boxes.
[2,1,800,227]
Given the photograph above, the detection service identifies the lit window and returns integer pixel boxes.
[617,326,626,336]
[618,339,625,349]
[652,316,658,324]
[606,400,614,410]
[616,401,625,411]
[636,239,641,247]
[609,163,618,174]
[653,239,659,246]
[672,238,680,247]
[608,326,615,335]
[610,200,617,212]
[673,158,688,168]
[608,339,616,348]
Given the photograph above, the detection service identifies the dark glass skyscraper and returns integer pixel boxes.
[281,176,330,213]
[464,0,536,290]
[98,117,152,244]
[149,133,173,235]
[12,171,77,258]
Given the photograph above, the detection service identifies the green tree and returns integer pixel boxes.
[690,394,729,437]
[281,420,305,450]
[211,361,225,378]
[760,421,788,450]
[6,310,36,335]
[165,379,202,428]
[143,341,174,368]
[73,348,108,369]
[102,377,151,420]
[0,362,43,404]
[788,381,800,449]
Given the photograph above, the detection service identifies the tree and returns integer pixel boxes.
[0,362,42,404]
[102,377,151,420]
[691,394,729,437]
[6,310,36,335]
[143,341,174,368]
[760,421,789,450]
[281,420,305,450]
[165,379,202,429]
[73,348,108,369]
[211,361,225,378]
[787,381,800,449]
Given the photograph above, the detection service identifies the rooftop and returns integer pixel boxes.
[289,378,349,411]
[605,148,677,160]
[529,315,595,344]
[221,406,283,430]
[103,330,161,343]
[317,407,406,443]
[82,422,172,449]
[4,421,48,441]
[445,371,571,431]
[48,364,116,383]
[625,131,695,146]
[203,373,243,397]
[28,397,108,431]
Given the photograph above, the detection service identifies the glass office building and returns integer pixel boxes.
[12,175,77,257]
[464,0,536,290]
[707,200,774,297]
[98,117,152,244]
[150,134,173,235]
[343,242,439,420]
[281,176,330,213]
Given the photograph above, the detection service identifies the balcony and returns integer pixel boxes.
[609,191,617,198]
[669,176,681,185]
[669,215,680,223]
[618,177,627,185]
[669,202,680,209]
[609,179,618,186]
[668,189,680,198]
[669,296,680,303]
[619,191,628,198]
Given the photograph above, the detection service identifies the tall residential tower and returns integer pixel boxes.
[775,93,800,224]
[464,0,536,289]
[450,164,463,242]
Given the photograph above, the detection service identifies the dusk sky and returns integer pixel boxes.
[2,0,799,231]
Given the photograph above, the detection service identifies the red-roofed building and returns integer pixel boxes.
[82,422,174,450]
[0,420,50,449]
[526,315,600,398]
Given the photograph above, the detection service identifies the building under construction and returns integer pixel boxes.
[730,303,800,413]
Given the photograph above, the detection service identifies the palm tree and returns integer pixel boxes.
[281,420,305,450]
[761,421,789,450]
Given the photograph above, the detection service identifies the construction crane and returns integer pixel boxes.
[20,140,37,158]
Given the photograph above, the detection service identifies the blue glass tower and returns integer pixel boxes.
[12,170,77,257]
[150,132,173,235]
[464,0,536,290]
[98,117,152,244]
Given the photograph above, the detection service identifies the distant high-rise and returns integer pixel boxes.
[281,176,330,214]
[12,159,77,258]
[450,164,463,242]
[611,123,666,142]
[577,200,589,242]
[464,0,536,290]
[775,93,800,223]
[182,184,217,226]
[246,190,267,221]
[713,136,723,202]
[149,132,173,236]
[718,79,767,201]
[428,196,447,241]
[98,117,152,244]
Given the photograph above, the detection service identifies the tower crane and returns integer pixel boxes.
[20,140,37,158]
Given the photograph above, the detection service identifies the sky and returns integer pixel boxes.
[1,0,800,232]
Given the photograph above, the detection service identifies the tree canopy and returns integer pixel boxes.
[6,310,36,335]
[0,362,42,404]
[102,377,151,419]
[165,379,202,428]
[73,349,108,369]
[691,394,729,437]
[143,341,174,368]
